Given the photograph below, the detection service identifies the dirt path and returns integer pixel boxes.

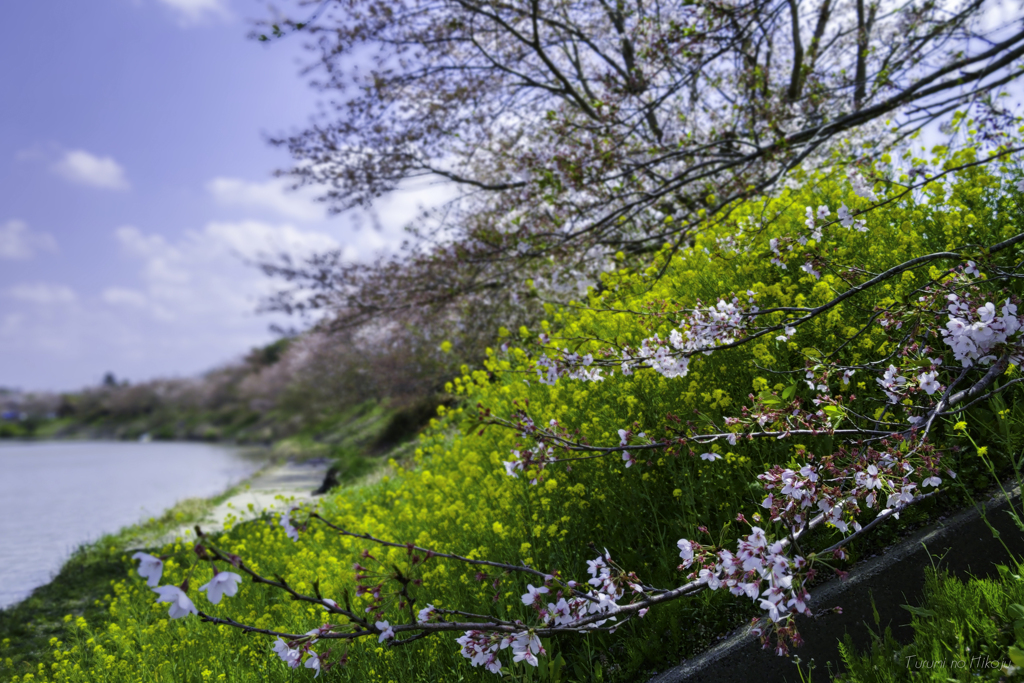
[162,459,329,543]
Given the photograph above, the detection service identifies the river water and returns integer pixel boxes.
[0,440,266,609]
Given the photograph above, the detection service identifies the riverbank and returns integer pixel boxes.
[2,395,442,453]
[139,457,331,546]
[0,402,420,682]
[0,453,333,680]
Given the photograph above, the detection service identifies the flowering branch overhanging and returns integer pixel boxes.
[126,167,1024,673]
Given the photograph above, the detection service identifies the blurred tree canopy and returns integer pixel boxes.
[259,0,1024,328]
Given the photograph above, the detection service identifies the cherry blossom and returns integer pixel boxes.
[775,325,796,341]
[800,262,821,279]
[521,584,549,606]
[375,620,395,642]
[134,217,1024,677]
[848,169,878,201]
[512,631,542,658]
[501,442,555,483]
[918,371,940,395]
[586,555,607,578]
[456,631,504,673]
[152,585,198,619]
[698,568,722,590]
[198,570,242,604]
[941,296,1022,366]
[633,298,750,379]
[272,638,302,668]
[876,365,907,403]
[131,552,163,587]
[673,539,690,565]
[855,465,884,492]
[304,651,321,677]
[837,204,868,231]
[280,511,300,542]
[547,598,572,626]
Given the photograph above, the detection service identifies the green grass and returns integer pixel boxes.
[823,559,1024,682]
[0,541,132,679]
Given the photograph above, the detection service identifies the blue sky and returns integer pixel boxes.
[0,0,436,391]
[4,1,1019,393]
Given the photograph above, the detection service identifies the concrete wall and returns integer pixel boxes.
[649,488,1024,683]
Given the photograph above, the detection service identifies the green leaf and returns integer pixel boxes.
[550,653,566,683]
[782,383,797,400]
[1009,645,1024,667]
[901,604,937,618]
[1008,604,1024,620]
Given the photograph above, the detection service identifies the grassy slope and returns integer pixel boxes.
[0,545,125,680]
[0,496,230,680]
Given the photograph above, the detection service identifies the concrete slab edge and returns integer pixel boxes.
[648,484,1023,683]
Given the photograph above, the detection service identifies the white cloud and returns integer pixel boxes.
[207,177,326,222]
[114,225,168,259]
[0,178,457,390]
[157,0,230,24]
[5,283,77,305]
[52,150,130,190]
[0,221,341,390]
[112,221,340,324]
[102,287,148,308]
[204,221,340,260]
[0,220,57,260]
[361,179,458,240]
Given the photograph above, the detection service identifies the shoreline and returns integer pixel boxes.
[145,457,331,545]
[0,451,330,680]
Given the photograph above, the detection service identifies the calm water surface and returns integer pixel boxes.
[0,441,265,609]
